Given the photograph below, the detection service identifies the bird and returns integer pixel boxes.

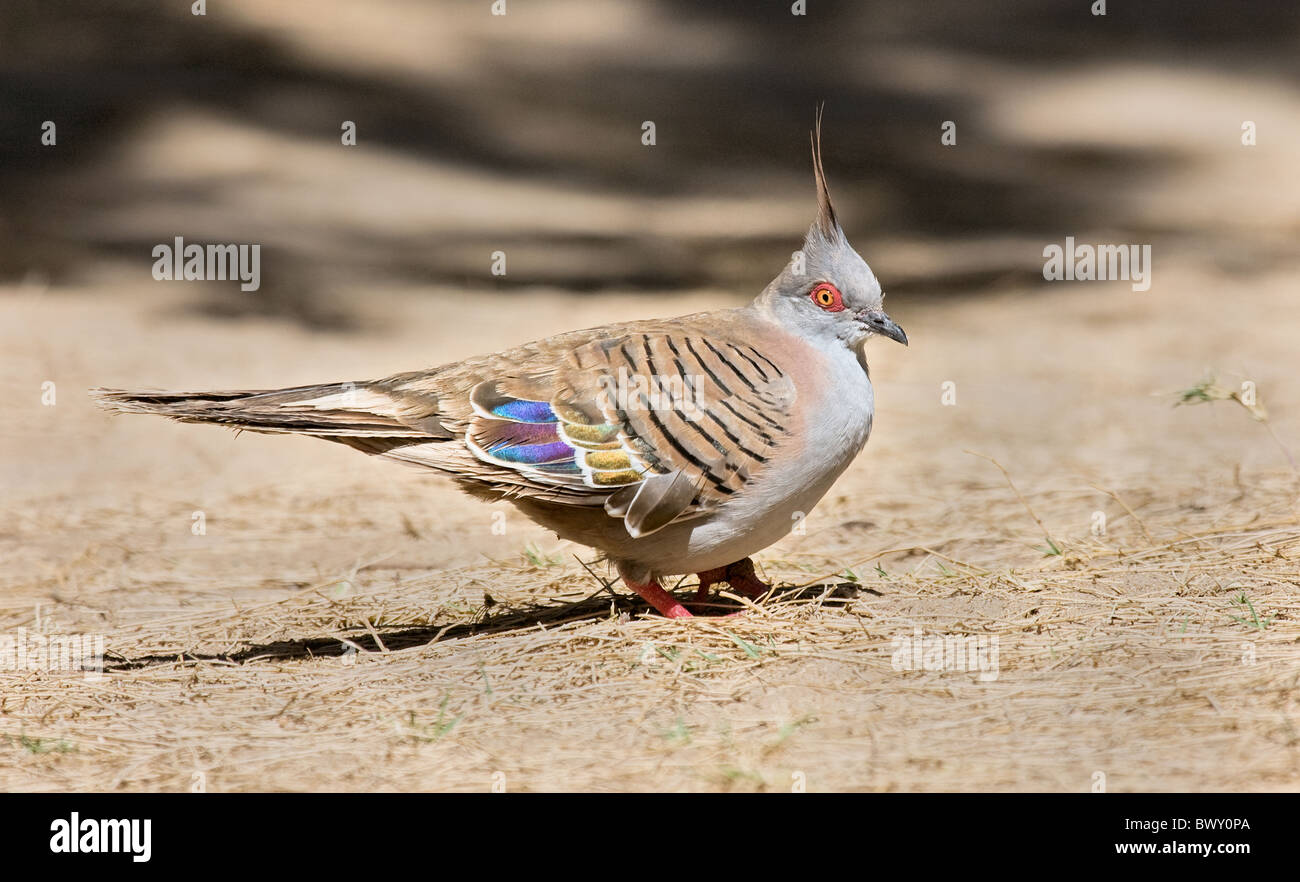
[92,119,907,619]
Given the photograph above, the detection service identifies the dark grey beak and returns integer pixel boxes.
[861,309,908,346]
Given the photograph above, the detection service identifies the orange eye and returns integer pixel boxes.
[810,283,844,312]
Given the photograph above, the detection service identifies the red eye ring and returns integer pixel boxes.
[810,282,845,312]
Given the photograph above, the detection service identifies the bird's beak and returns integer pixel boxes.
[859,309,908,346]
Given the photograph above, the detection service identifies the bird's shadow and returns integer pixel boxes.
[101,581,867,672]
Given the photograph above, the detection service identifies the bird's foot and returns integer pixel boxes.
[693,558,772,606]
[618,566,693,619]
[693,566,728,603]
[723,558,773,600]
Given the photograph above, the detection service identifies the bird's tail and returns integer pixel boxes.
[89,383,434,439]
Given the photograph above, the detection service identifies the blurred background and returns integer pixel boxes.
[3,0,1298,324]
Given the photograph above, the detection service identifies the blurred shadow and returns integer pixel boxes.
[4,0,1299,326]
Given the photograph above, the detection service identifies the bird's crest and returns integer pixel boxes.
[810,104,841,240]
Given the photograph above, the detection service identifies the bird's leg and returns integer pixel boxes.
[693,566,728,603]
[692,557,773,604]
[617,563,692,619]
[724,557,773,599]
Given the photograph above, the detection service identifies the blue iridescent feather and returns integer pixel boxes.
[489,399,557,423]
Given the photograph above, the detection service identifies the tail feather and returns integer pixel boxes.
[89,384,442,438]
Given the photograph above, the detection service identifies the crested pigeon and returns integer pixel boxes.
[92,122,907,619]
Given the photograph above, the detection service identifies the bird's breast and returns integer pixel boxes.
[699,339,874,540]
[778,341,875,494]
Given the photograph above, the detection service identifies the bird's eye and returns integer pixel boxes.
[810,283,845,312]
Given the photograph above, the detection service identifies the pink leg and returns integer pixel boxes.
[693,566,727,603]
[617,564,692,619]
[693,558,772,603]
[722,558,772,600]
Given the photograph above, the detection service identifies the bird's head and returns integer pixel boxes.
[756,115,907,351]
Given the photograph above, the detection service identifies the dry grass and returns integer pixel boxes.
[3,468,1297,792]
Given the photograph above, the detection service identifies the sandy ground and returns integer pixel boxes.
[2,253,1298,791]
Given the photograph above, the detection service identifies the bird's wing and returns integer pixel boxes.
[380,319,798,537]
[93,314,798,539]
